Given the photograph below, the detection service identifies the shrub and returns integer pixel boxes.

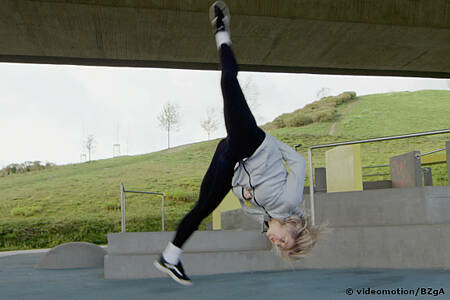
[0,161,55,176]
[260,123,277,131]
[304,102,320,110]
[311,110,335,122]
[344,91,357,99]
[103,201,121,211]
[273,117,286,128]
[261,91,357,129]
[285,114,313,127]
[169,188,198,202]
[10,205,43,217]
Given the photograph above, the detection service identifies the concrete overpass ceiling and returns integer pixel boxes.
[0,0,449,77]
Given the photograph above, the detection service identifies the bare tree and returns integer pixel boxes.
[316,87,331,99]
[157,101,180,149]
[84,134,95,161]
[200,107,219,140]
[240,76,264,124]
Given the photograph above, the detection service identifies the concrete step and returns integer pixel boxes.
[105,250,284,279]
[104,223,450,279]
[107,230,271,255]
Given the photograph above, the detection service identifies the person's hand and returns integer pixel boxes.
[243,188,253,200]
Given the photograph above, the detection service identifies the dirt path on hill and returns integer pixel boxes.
[328,100,359,135]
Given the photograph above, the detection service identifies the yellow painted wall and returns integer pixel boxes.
[421,152,446,165]
[326,144,363,193]
[212,191,241,230]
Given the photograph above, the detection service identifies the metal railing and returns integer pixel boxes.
[417,147,446,158]
[120,183,165,232]
[362,164,390,177]
[307,128,450,225]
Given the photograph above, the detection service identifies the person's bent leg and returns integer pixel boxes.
[171,138,235,250]
[156,139,235,285]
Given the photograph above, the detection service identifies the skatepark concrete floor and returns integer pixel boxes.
[1,252,450,300]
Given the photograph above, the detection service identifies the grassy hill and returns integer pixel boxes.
[1,90,449,250]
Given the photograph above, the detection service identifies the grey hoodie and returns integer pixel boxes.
[231,133,306,223]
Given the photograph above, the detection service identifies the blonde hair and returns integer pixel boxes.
[272,213,327,260]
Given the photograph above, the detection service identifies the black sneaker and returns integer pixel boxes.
[209,1,230,34]
[154,256,192,286]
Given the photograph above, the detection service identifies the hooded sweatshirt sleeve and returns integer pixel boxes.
[274,139,306,206]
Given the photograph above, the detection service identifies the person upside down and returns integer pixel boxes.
[154,1,325,286]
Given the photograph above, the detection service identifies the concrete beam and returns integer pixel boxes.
[1,0,449,77]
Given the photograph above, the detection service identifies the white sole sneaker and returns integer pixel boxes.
[153,260,193,286]
[209,1,231,33]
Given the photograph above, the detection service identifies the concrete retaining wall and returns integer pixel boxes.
[105,223,450,279]
[315,186,450,227]
[105,186,450,279]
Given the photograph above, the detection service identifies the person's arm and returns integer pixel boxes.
[275,139,306,195]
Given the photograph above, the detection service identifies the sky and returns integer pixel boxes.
[0,63,448,169]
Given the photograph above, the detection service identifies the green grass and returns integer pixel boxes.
[1,90,449,250]
[334,90,450,138]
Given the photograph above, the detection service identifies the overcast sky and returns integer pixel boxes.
[0,63,448,169]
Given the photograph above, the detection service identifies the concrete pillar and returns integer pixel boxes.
[447,141,450,186]
[314,167,327,192]
[390,151,422,188]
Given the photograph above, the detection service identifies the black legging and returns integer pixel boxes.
[172,44,265,248]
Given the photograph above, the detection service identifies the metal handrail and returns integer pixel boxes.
[362,164,390,177]
[362,164,389,169]
[363,173,390,177]
[418,147,446,157]
[307,128,450,225]
[120,183,165,232]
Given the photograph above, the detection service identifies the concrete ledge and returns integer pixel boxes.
[105,250,284,279]
[36,242,106,269]
[107,230,271,255]
[363,180,392,190]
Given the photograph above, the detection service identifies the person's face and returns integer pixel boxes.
[266,220,295,249]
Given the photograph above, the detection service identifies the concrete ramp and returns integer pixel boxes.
[36,242,106,269]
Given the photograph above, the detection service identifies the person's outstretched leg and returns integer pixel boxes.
[220,44,265,159]
[211,1,265,158]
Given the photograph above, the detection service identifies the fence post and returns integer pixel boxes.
[423,167,433,186]
[447,141,450,185]
[161,194,165,232]
[314,167,327,192]
[120,183,126,233]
